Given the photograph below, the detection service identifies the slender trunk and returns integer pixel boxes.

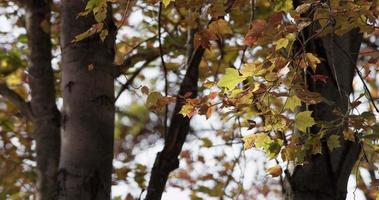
[58,1,116,199]
[145,36,204,200]
[25,1,61,199]
[286,1,363,199]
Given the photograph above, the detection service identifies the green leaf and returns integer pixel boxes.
[295,111,315,132]
[285,95,302,111]
[217,68,246,90]
[327,135,341,151]
[146,91,162,109]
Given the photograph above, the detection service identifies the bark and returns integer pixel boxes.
[58,1,116,199]
[24,1,61,199]
[144,41,205,200]
[286,1,363,199]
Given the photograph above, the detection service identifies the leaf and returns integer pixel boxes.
[295,111,315,132]
[327,135,341,151]
[311,74,328,83]
[93,3,107,22]
[71,23,103,43]
[343,128,355,142]
[194,30,211,49]
[179,104,196,118]
[201,138,213,148]
[266,165,282,177]
[217,68,246,90]
[162,0,174,7]
[99,29,108,41]
[274,38,289,51]
[285,95,302,112]
[87,64,94,71]
[146,91,162,109]
[141,86,149,95]
[296,3,311,14]
[306,53,321,71]
[208,19,233,38]
[244,19,266,46]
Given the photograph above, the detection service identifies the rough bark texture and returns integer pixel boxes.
[25,1,61,199]
[287,1,363,199]
[58,1,116,199]
[144,45,204,200]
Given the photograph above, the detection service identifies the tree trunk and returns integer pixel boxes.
[25,1,61,199]
[58,1,116,199]
[145,45,204,200]
[286,2,363,199]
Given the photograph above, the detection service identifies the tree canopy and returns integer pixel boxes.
[0,0,378,199]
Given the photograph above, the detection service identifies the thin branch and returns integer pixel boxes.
[115,57,156,102]
[158,2,169,136]
[0,83,33,121]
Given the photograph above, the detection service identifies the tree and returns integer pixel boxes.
[0,0,378,200]
[57,0,116,199]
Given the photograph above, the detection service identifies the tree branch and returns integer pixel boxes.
[0,83,33,121]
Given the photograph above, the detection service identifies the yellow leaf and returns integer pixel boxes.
[285,95,302,112]
[295,111,315,132]
[162,0,174,7]
[306,53,321,71]
[217,68,246,90]
[274,38,289,51]
[266,165,282,177]
[240,62,265,77]
[179,104,196,118]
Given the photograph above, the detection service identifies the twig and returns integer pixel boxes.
[115,57,156,102]
[158,2,169,136]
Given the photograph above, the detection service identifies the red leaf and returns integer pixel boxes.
[311,74,328,83]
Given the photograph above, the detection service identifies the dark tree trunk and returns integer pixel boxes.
[58,1,116,199]
[286,1,363,199]
[25,1,61,199]
[145,45,204,200]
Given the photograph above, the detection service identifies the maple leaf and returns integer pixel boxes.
[179,103,196,118]
[274,38,289,51]
[295,111,315,132]
[208,19,233,39]
[244,19,266,46]
[146,91,163,109]
[327,135,341,151]
[306,53,321,71]
[217,68,246,90]
[285,95,302,112]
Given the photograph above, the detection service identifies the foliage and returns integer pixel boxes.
[0,0,379,199]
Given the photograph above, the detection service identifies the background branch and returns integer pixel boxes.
[0,83,33,121]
